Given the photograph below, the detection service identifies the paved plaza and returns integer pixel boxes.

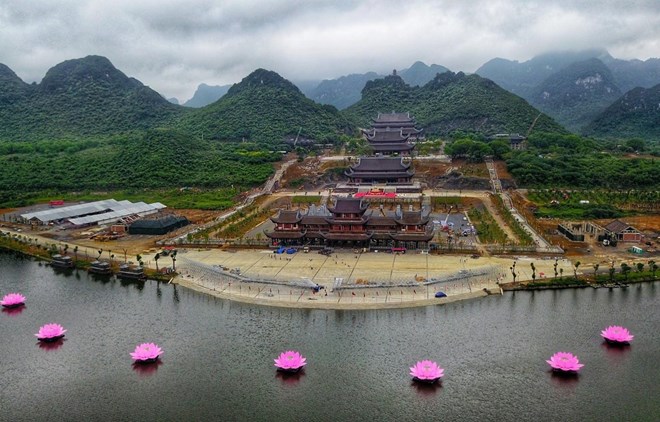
[174,249,573,309]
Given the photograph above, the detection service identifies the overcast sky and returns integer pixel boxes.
[1,0,658,101]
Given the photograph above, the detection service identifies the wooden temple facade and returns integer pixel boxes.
[361,112,423,156]
[265,198,434,249]
[345,157,414,184]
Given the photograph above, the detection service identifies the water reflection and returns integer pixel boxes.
[276,370,304,385]
[37,338,65,351]
[2,304,26,316]
[132,360,163,377]
[411,381,442,397]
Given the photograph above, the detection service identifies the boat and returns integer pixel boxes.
[117,264,146,280]
[51,254,74,268]
[88,260,112,275]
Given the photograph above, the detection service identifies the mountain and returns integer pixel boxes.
[529,58,622,132]
[601,56,660,93]
[176,68,353,143]
[0,63,30,105]
[399,61,450,87]
[308,72,381,110]
[476,49,609,98]
[343,71,566,136]
[0,56,184,140]
[183,83,231,107]
[307,62,450,109]
[167,97,180,105]
[583,84,660,140]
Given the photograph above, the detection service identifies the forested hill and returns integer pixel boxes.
[0,56,185,140]
[175,68,354,144]
[529,58,622,132]
[583,84,660,140]
[342,72,566,136]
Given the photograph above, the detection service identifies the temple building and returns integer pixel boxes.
[361,112,423,156]
[265,198,434,250]
[369,112,423,139]
[345,157,414,185]
[363,129,415,156]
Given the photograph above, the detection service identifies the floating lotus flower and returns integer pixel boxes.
[35,323,67,342]
[601,326,634,345]
[410,360,444,384]
[130,343,163,363]
[546,352,584,373]
[274,350,306,373]
[1,293,25,308]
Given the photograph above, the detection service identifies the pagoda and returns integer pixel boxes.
[361,112,422,156]
[345,157,414,185]
[265,198,434,250]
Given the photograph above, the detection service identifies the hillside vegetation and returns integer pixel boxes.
[0,129,279,207]
[343,72,566,136]
[0,56,185,140]
[583,84,660,140]
[176,69,353,144]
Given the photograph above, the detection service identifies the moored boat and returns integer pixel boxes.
[88,260,112,275]
[51,254,74,268]
[117,264,146,280]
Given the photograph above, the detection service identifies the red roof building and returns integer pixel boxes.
[266,198,434,249]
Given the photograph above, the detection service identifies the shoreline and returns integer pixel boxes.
[173,276,490,310]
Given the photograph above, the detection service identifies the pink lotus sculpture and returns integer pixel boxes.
[130,343,163,363]
[35,323,67,342]
[546,352,584,373]
[601,325,634,344]
[410,360,444,384]
[1,293,26,308]
[274,350,307,373]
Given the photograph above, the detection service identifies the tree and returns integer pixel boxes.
[573,261,581,280]
[97,249,103,260]
[620,263,631,282]
[530,262,536,282]
[636,262,644,273]
[649,260,657,278]
[592,263,599,277]
[559,268,564,280]
[171,250,177,272]
[73,246,78,261]
[154,253,160,272]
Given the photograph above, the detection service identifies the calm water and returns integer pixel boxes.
[0,251,658,422]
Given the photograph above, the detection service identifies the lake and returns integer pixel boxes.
[0,251,658,421]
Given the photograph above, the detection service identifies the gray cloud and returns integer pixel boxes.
[1,0,658,101]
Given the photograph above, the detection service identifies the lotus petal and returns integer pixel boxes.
[35,323,67,341]
[1,293,26,308]
[546,352,584,372]
[130,343,163,362]
[410,360,444,382]
[601,325,634,344]
[274,350,307,371]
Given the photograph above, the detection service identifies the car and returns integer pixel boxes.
[434,291,447,298]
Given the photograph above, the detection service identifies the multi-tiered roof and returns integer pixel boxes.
[265,198,434,248]
[345,157,414,185]
[361,112,423,156]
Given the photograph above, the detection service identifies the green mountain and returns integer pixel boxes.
[176,68,353,144]
[400,61,451,87]
[0,55,184,140]
[583,84,660,140]
[343,71,566,136]
[306,62,451,109]
[529,58,622,132]
[476,50,608,98]
[183,83,232,107]
[307,72,381,110]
